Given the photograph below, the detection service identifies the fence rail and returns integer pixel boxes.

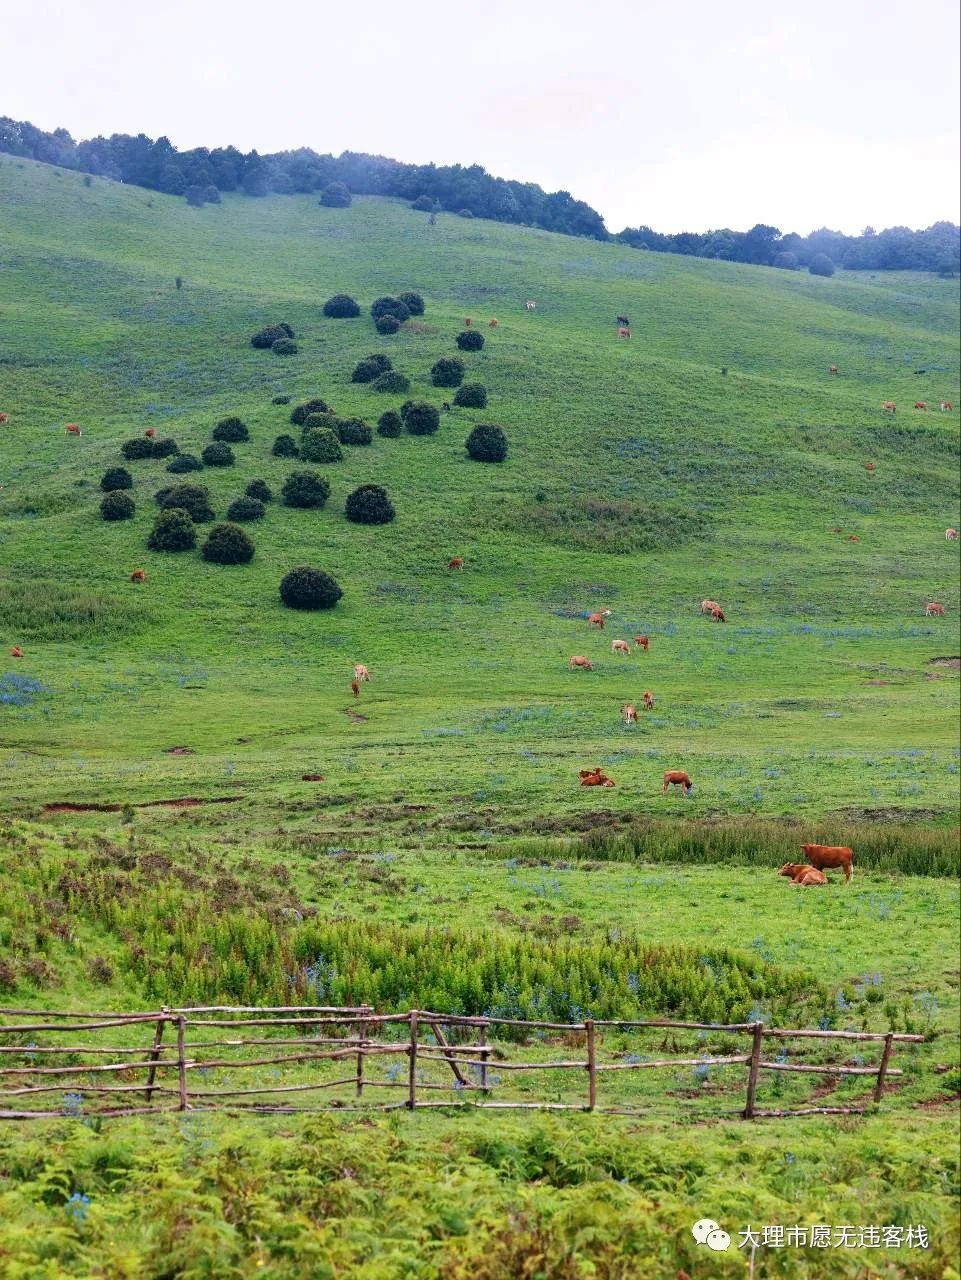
[0,1006,923,1121]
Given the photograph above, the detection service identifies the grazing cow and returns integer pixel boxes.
[302,774,326,781]
[847,535,860,542]
[10,646,23,659]
[448,556,464,569]
[700,600,722,614]
[525,300,536,311]
[65,423,82,436]
[464,318,472,328]
[830,527,843,534]
[489,318,498,328]
[778,862,809,880]
[946,528,958,540]
[622,703,637,723]
[617,327,631,339]
[941,402,954,412]
[800,842,854,882]
[616,314,630,326]
[881,401,896,414]
[569,655,594,671]
[0,413,9,425]
[580,767,615,787]
[795,868,828,886]
[130,569,146,583]
[865,462,875,471]
[351,680,360,698]
[144,428,156,439]
[925,602,946,617]
[828,365,838,375]
[720,367,728,375]
[642,691,655,710]
[914,402,927,410]
[354,664,371,682]
[611,639,631,655]
[709,605,726,622]
[634,635,649,651]
[587,612,607,629]
[662,770,693,796]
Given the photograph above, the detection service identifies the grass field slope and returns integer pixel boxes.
[0,158,959,1278]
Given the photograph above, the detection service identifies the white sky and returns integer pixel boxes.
[3,0,959,234]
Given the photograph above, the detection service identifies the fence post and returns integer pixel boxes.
[407,1011,418,1110]
[743,1021,764,1119]
[478,1019,490,1094]
[355,1006,370,1100]
[144,1007,169,1103]
[585,1019,597,1112]
[176,1015,189,1112]
[872,1032,895,1104]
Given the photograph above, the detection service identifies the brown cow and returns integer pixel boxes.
[847,535,860,542]
[65,423,82,436]
[569,655,594,671]
[464,317,472,327]
[709,605,726,622]
[914,402,927,410]
[10,646,23,659]
[441,402,451,413]
[941,402,954,412]
[925,602,946,617]
[700,599,721,614]
[611,639,631,655]
[662,770,693,796]
[353,664,371,682]
[302,773,326,782]
[130,569,146,583]
[830,527,843,534]
[144,428,156,439]
[865,462,875,471]
[448,556,464,569]
[351,680,360,698]
[622,703,637,723]
[0,413,9,425]
[587,612,609,629]
[799,843,854,882]
[489,318,498,328]
[634,635,649,651]
[642,691,655,710]
[946,529,959,541]
[778,862,809,880]
[828,364,838,375]
[580,767,615,787]
[617,327,631,339]
[795,868,828,886]
[881,401,896,413]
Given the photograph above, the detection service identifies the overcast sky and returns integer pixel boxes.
[3,0,959,234]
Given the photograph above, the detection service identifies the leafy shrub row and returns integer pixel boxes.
[251,323,294,349]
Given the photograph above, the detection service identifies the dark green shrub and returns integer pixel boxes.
[773,251,800,270]
[279,566,342,610]
[121,437,154,460]
[410,196,434,212]
[351,355,392,383]
[377,410,403,437]
[202,522,255,564]
[148,508,196,552]
[300,426,343,462]
[272,337,298,355]
[166,453,204,474]
[400,401,415,420]
[245,479,273,503]
[454,383,487,408]
[431,356,465,387]
[282,470,330,508]
[290,398,330,426]
[323,294,360,318]
[335,418,373,446]
[154,487,172,507]
[345,484,395,525]
[100,491,135,521]
[375,314,401,335]
[159,483,215,522]
[226,496,266,522]
[150,438,180,459]
[372,370,410,393]
[370,296,411,323]
[303,412,338,431]
[273,433,299,458]
[458,208,473,218]
[272,394,292,405]
[100,467,132,492]
[251,323,294,349]
[319,182,351,208]
[212,417,250,443]
[466,423,508,462]
[398,291,425,316]
[201,442,235,467]
[456,329,485,352]
[404,402,440,435]
[809,253,835,277]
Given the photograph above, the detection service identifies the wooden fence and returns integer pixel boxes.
[0,1005,923,1120]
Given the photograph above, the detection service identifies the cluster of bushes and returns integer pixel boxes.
[121,436,180,461]
[290,397,330,426]
[374,402,442,437]
[251,323,295,350]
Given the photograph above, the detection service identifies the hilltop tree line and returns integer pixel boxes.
[1,115,957,273]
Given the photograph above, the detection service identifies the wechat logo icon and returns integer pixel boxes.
[692,1219,732,1252]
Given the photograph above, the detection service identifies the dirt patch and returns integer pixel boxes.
[865,680,890,686]
[343,707,368,722]
[164,746,194,755]
[927,656,960,670]
[42,796,244,815]
[914,1093,961,1110]
[829,806,951,822]
[301,774,326,782]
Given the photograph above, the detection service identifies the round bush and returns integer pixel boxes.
[272,337,298,355]
[148,508,196,552]
[319,182,351,208]
[302,412,338,432]
[345,484,395,525]
[404,402,440,436]
[100,467,132,492]
[335,418,373,446]
[466,423,508,462]
[375,314,401,335]
[453,383,488,409]
[226,496,266,522]
[159,483,215,522]
[399,401,415,420]
[351,355,392,384]
[809,253,835,277]
[282,470,330,508]
[377,410,403,438]
[212,417,250,443]
[370,296,411,324]
[202,442,235,467]
[372,370,410,394]
[279,566,342,610]
[251,323,294,349]
[273,433,299,458]
[166,453,204,474]
[410,196,434,212]
[121,437,154,460]
[150,438,180,459]
[458,208,473,218]
[323,294,360,318]
[100,491,135,521]
[245,479,273,503]
[300,426,343,463]
[290,398,330,426]
[398,291,425,316]
[202,521,255,564]
[431,356,465,388]
[272,394,292,405]
[456,329,485,352]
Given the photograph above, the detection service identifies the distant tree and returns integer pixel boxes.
[202,184,221,204]
[242,166,269,197]
[808,253,835,277]
[411,195,434,212]
[319,181,351,207]
[185,185,206,207]
[773,251,800,270]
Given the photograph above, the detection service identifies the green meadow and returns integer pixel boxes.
[0,158,958,1277]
